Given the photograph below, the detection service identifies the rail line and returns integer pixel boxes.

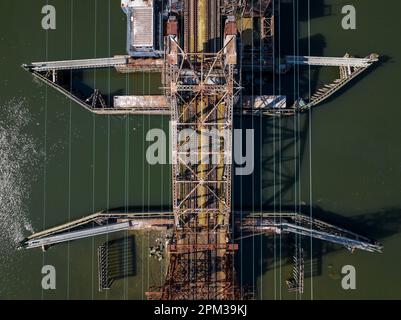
[20,0,383,299]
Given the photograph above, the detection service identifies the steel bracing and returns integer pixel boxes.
[241,213,382,253]
[19,0,384,300]
[151,17,242,299]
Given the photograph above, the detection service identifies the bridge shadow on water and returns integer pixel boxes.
[103,236,136,288]
[275,0,329,103]
[233,0,393,295]
[46,0,393,295]
[56,68,162,109]
[235,204,401,292]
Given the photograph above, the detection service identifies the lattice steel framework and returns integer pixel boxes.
[147,20,243,299]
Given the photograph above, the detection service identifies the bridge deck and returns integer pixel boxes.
[286,55,378,67]
[25,56,129,71]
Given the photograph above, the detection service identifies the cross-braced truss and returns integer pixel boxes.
[19,1,383,300]
[152,22,242,299]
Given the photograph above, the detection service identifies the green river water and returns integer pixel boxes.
[0,0,400,299]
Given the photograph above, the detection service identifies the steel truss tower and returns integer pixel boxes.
[146,17,243,300]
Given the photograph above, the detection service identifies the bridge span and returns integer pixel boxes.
[286,54,378,67]
[23,56,130,72]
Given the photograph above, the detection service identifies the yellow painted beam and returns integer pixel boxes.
[197,0,207,52]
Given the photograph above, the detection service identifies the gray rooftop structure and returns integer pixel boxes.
[131,7,153,47]
[121,0,163,58]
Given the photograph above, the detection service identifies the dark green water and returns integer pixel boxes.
[0,0,400,299]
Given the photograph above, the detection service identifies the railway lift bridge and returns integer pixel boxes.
[20,0,382,299]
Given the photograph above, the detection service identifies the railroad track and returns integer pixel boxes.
[184,0,221,53]
[187,0,198,52]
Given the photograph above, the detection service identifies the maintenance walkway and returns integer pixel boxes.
[23,56,129,71]
[286,55,378,67]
